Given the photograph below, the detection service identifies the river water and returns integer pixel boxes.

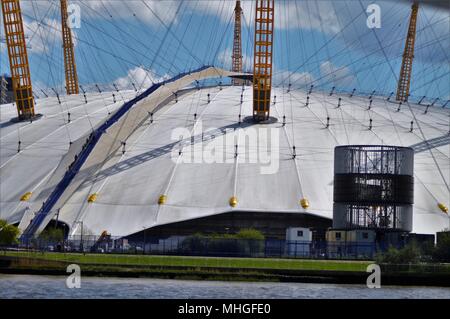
[0,274,449,299]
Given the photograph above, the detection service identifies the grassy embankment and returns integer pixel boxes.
[1,251,449,285]
[0,251,372,282]
[1,250,370,271]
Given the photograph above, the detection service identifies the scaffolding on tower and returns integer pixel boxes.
[1,0,36,120]
[396,2,419,102]
[60,0,79,95]
[253,0,274,122]
[232,1,243,86]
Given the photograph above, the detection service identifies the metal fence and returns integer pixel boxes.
[17,235,389,260]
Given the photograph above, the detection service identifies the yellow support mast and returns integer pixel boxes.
[60,0,79,95]
[1,0,35,120]
[253,0,274,122]
[396,2,419,102]
[232,0,243,86]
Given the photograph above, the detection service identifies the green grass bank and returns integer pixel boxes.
[1,251,449,286]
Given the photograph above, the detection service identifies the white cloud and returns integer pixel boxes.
[24,18,59,54]
[114,66,169,90]
[76,0,180,27]
[193,1,448,64]
[218,48,252,71]
[23,18,78,54]
[275,1,340,33]
[191,1,340,33]
[273,70,314,87]
[17,0,449,65]
[0,14,4,54]
[319,60,355,86]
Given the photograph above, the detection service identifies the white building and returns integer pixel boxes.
[286,227,312,257]
[0,68,448,239]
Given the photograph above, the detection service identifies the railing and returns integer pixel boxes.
[16,235,385,260]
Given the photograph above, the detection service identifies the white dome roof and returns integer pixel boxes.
[1,73,449,237]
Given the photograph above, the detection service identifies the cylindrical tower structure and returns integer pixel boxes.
[333,145,414,232]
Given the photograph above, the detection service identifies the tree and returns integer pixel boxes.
[236,228,265,240]
[0,219,20,246]
[433,233,450,262]
[375,242,421,264]
[39,228,64,243]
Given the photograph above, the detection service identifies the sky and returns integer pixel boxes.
[0,0,449,103]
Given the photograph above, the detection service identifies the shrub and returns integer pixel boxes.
[180,229,265,257]
[39,228,65,243]
[433,233,450,262]
[0,219,20,246]
[236,228,265,240]
[206,238,244,256]
[375,242,421,264]
[180,233,206,254]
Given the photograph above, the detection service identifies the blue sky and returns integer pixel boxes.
[1,0,449,102]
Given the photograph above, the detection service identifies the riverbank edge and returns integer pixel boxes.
[1,256,450,287]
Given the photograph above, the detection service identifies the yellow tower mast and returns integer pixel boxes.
[396,2,419,102]
[1,0,35,120]
[60,0,79,95]
[232,0,243,86]
[253,0,274,122]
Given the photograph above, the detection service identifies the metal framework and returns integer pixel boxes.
[253,0,274,122]
[396,2,419,102]
[231,1,243,86]
[1,0,35,119]
[0,75,7,104]
[60,0,79,95]
[333,145,414,232]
